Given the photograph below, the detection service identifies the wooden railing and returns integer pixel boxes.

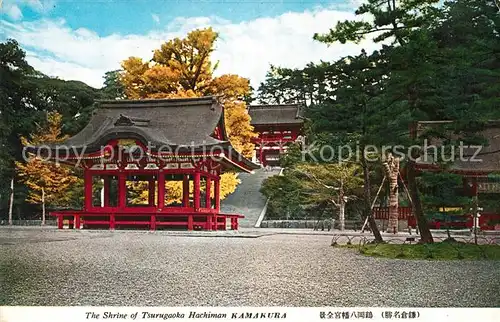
[373,207,500,231]
[51,210,243,231]
[372,206,413,220]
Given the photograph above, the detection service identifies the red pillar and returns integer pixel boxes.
[57,215,63,229]
[84,169,92,210]
[206,215,212,231]
[148,179,155,206]
[214,177,220,212]
[259,141,264,165]
[205,178,212,209]
[118,172,126,208]
[103,176,110,207]
[194,172,200,211]
[150,215,156,231]
[188,215,193,231]
[213,215,218,231]
[110,213,115,230]
[183,175,190,207]
[75,215,81,229]
[157,172,165,210]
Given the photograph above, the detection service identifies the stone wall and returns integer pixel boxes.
[260,220,327,229]
[0,220,57,226]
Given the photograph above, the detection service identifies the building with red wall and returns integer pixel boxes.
[247,104,304,167]
[26,97,259,231]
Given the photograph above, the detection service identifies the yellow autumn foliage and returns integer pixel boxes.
[16,112,80,206]
[127,172,240,205]
[121,28,256,201]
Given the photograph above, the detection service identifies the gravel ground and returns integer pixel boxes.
[1,228,499,307]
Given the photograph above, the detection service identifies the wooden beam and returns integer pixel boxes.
[150,214,156,231]
[206,215,212,231]
[57,215,63,229]
[75,215,81,229]
[110,213,115,230]
[84,169,92,211]
[183,175,189,207]
[157,172,165,209]
[118,172,126,208]
[214,178,220,211]
[194,172,200,211]
[205,177,211,209]
[148,179,156,206]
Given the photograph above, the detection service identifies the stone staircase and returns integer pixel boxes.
[221,168,281,228]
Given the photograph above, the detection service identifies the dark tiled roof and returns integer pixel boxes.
[27,96,259,172]
[416,121,500,173]
[248,104,304,126]
[63,97,226,150]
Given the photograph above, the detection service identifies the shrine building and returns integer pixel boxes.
[247,104,304,167]
[26,97,260,231]
[413,120,500,230]
[374,121,500,231]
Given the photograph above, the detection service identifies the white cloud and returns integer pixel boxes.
[0,7,379,89]
[5,4,23,20]
[1,0,55,22]
[348,0,367,8]
[152,14,160,24]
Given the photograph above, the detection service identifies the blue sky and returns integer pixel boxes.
[16,0,346,35]
[1,0,376,88]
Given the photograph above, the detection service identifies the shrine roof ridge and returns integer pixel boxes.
[96,96,218,108]
[415,120,500,173]
[247,103,304,125]
[25,96,260,172]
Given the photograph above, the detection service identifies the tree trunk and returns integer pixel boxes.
[41,187,46,226]
[361,156,383,242]
[8,178,14,226]
[407,160,433,243]
[339,199,345,231]
[383,153,399,233]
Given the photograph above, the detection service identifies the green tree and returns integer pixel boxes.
[0,39,103,219]
[15,112,80,224]
[102,70,126,99]
[418,172,473,239]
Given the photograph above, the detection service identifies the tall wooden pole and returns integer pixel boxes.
[148,179,156,206]
[182,175,189,207]
[8,178,14,225]
[361,154,383,242]
[41,187,46,226]
[205,177,212,209]
[84,169,92,210]
[194,172,200,211]
[118,172,126,209]
[157,171,165,209]
[214,177,220,212]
